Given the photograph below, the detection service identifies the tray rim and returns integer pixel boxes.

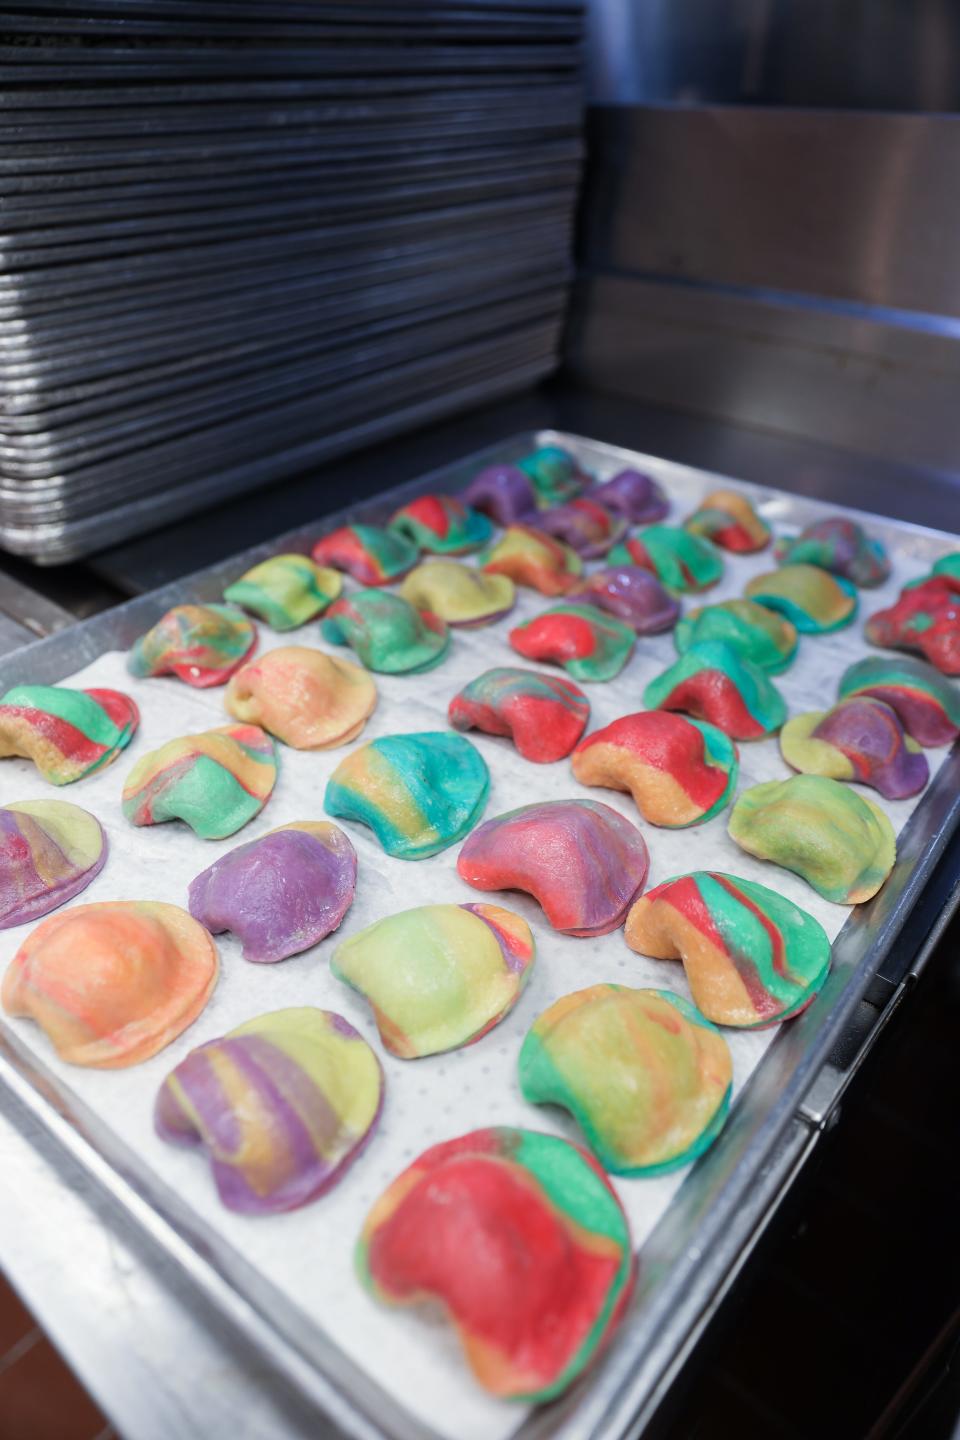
[0,425,958,1440]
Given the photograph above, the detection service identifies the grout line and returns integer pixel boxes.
[0,1325,42,1378]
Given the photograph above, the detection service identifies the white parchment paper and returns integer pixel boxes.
[0,453,956,1440]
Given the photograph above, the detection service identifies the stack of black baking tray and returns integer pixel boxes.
[0,0,584,563]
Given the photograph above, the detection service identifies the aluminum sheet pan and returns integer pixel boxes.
[0,188,573,275]
[0,286,563,443]
[0,50,579,92]
[0,228,565,355]
[0,282,569,434]
[0,75,576,110]
[0,23,581,46]
[0,269,569,417]
[0,204,568,319]
[0,259,567,398]
[6,0,582,14]
[0,113,578,158]
[0,429,957,1438]
[0,287,567,481]
[0,139,582,208]
[0,9,582,32]
[0,170,577,263]
[0,319,560,513]
[0,87,581,143]
[6,0,581,13]
[0,62,578,105]
[0,240,564,400]
[0,192,568,291]
[0,340,560,558]
[0,278,568,447]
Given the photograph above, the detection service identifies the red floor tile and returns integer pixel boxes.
[0,1279,37,1360]
[0,1277,111,1440]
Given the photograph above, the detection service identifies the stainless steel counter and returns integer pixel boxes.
[1,383,957,1439]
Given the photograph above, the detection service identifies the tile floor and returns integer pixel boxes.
[0,1278,112,1440]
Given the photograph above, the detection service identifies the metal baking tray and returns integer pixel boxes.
[0,103,579,159]
[0,430,957,1438]
[0,252,568,394]
[0,5,582,28]
[1,70,580,109]
[0,278,568,458]
[0,239,569,414]
[4,1,582,13]
[0,51,579,94]
[0,288,566,483]
[0,283,564,432]
[0,86,581,143]
[1,138,582,209]
[0,340,560,558]
[0,170,576,267]
[0,321,560,515]
[0,201,569,321]
[0,277,568,444]
[0,187,574,276]
[0,22,582,46]
[4,0,582,15]
[0,226,566,357]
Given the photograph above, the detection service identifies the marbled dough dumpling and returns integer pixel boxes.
[400,560,515,628]
[516,444,590,507]
[2,900,217,1067]
[122,724,277,840]
[311,524,418,585]
[0,800,107,929]
[744,564,857,634]
[585,468,668,524]
[625,871,831,1026]
[571,565,680,634]
[509,603,635,683]
[462,464,537,526]
[537,498,627,558]
[571,711,737,827]
[331,902,534,1057]
[388,494,492,555]
[479,525,582,596]
[519,985,732,1174]
[225,647,376,749]
[156,1007,383,1213]
[643,640,786,740]
[188,822,357,963]
[674,599,797,674]
[321,589,449,674]
[728,774,895,904]
[608,525,722,594]
[774,517,890,587]
[865,578,960,676]
[448,667,589,763]
[0,685,139,786]
[127,604,256,687]
[325,732,489,860]
[780,698,928,801]
[837,655,960,747]
[224,554,342,630]
[457,798,649,937]
[684,489,770,553]
[357,1127,635,1401]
